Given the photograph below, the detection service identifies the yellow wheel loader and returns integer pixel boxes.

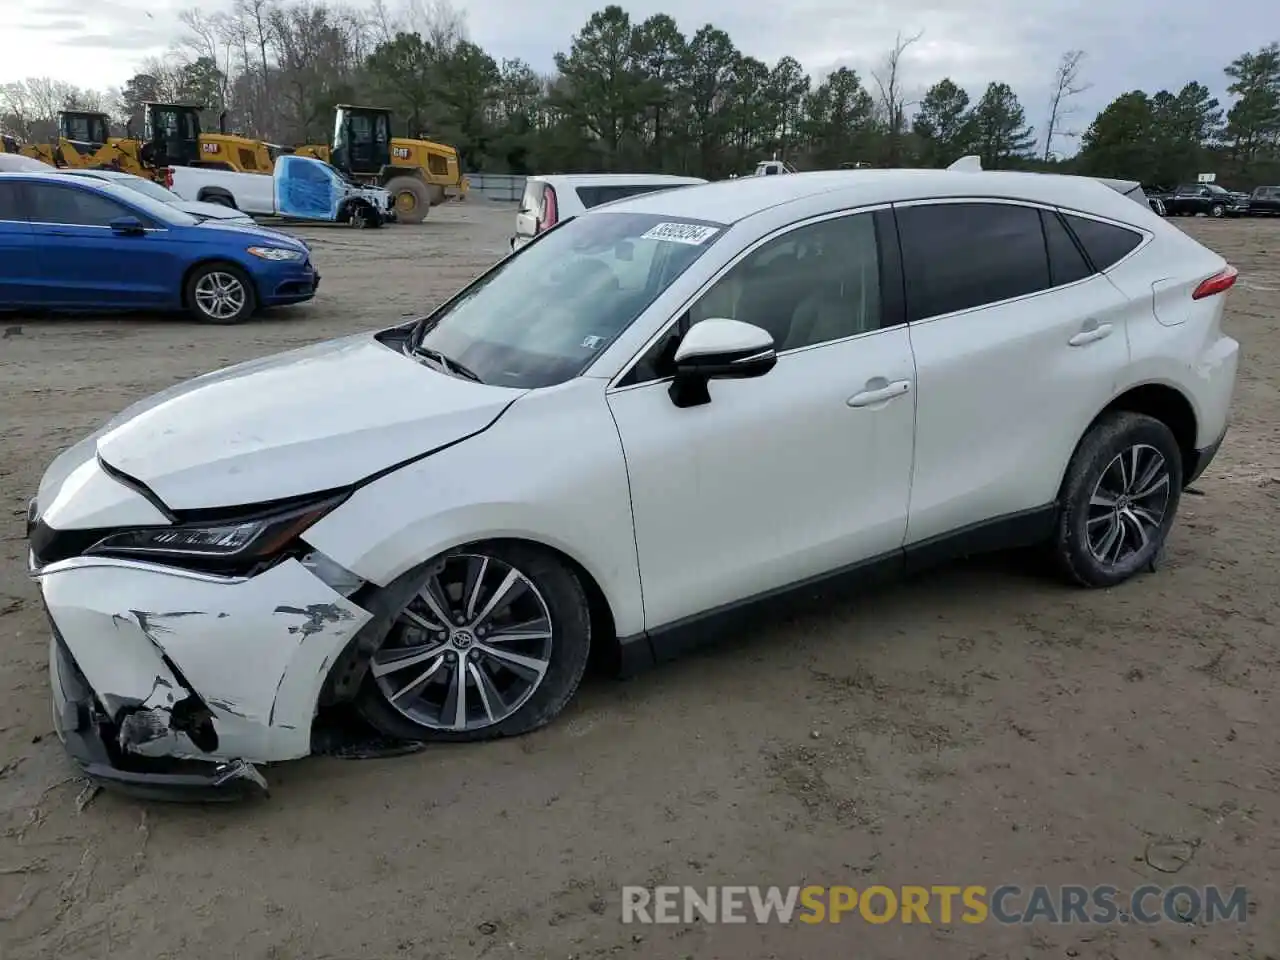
[294,105,468,224]
[135,103,282,176]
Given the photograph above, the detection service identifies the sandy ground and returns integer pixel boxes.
[0,204,1277,960]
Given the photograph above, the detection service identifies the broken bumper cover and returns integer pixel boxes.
[50,627,268,801]
[36,554,373,795]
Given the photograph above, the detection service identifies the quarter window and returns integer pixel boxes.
[28,184,129,227]
[897,202,1050,321]
[1061,214,1143,272]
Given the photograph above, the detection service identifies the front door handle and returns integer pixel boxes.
[847,379,912,407]
[1068,322,1113,347]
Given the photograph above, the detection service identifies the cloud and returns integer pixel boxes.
[1,0,1266,139]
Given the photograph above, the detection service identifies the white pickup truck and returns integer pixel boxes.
[168,155,397,226]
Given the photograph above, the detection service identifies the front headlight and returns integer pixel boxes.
[247,245,304,261]
[85,496,343,565]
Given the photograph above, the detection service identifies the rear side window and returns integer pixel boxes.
[575,183,686,208]
[28,184,129,227]
[897,202,1050,321]
[0,182,22,221]
[1040,210,1093,287]
[1062,214,1142,271]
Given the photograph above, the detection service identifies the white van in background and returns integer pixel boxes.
[511,173,707,251]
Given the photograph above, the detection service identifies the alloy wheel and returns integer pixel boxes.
[194,271,247,321]
[371,553,554,732]
[1086,443,1171,566]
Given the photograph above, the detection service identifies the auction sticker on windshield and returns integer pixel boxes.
[641,222,720,245]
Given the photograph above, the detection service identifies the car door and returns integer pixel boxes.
[274,155,341,221]
[0,180,38,305]
[895,200,1133,547]
[27,182,177,307]
[606,208,917,632]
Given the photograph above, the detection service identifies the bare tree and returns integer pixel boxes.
[406,0,467,53]
[872,29,924,166]
[1042,49,1090,161]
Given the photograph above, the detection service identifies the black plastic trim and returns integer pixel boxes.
[1185,427,1227,486]
[616,504,1057,674]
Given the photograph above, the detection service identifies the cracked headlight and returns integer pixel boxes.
[86,496,343,564]
[247,245,304,261]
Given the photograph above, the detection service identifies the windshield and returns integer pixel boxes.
[110,175,180,204]
[94,180,199,226]
[1206,184,1229,195]
[414,212,725,388]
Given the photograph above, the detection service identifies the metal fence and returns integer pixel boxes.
[467,172,526,203]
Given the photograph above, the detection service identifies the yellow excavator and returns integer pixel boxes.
[7,111,142,171]
[294,104,467,223]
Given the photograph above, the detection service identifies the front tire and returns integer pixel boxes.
[356,543,592,742]
[1209,203,1225,218]
[185,262,256,324]
[385,176,429,224]
[1053,412,1182,588]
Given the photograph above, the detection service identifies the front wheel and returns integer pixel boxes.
[185,262,256,324]
[384,175,429,224]
[1209,203,1225,218]
[356,543,592,742]
[1053,412,1183,588]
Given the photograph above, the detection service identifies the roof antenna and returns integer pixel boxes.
[947,155,982,172]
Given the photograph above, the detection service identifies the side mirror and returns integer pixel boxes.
[109,216,146,235]
[668,318,777,408]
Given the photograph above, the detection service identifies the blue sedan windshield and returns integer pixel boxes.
[88,180,200,227]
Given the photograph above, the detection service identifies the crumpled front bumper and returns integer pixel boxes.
[36,554,372,799]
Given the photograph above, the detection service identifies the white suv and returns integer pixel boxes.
[30,169,1238,797]
[511,173,707,251]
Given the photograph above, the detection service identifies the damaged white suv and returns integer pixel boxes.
[30,169,1239,799]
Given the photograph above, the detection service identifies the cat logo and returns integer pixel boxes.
[392,146,411,160]
[201,143,220,154]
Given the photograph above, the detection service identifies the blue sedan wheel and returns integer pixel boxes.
[186,263,256,324]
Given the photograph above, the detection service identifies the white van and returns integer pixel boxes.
[511,173,707,251]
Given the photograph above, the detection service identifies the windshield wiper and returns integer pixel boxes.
[411,344,483,383]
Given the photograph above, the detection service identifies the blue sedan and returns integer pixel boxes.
[0,171,319,324]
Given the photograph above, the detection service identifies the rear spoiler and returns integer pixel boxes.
[945,156,1151,207]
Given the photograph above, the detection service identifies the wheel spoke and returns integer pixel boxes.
[471,568,523,628]
[469,661,503,723]
[1132,451,1165,495]
[478,643,548,681]
[1121,508,1150,550]
[484,617,552,644]
[1090,491,1117,508]
[442,659,467,729]
[1133,472,1170,501]
[401,607,443,633]
[417,574,455,626]
[371,642,450,678]
[1095,515,1122,561]
[1130,504,1163,527]
[388,656,444,702]
[463,556,489,620]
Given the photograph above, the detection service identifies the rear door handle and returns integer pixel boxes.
[847,379,911,407]
[1068,322,1113,347]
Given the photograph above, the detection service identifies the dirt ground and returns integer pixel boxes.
[0,203,1277,960]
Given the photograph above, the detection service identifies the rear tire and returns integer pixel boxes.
[385,176,429,224]
[185,262,256,325]
[1053,412,1182,588]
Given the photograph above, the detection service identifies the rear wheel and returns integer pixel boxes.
[385,176,429,224]
[185,262,256,324]
[356,543,592,742]
[1053,412,1182,588]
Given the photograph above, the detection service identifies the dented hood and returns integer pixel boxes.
[89,334,524,511]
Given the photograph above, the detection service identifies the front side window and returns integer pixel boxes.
[626,212,883,384]
[413,212,725,389]
[28,184,129,227]
[897,202,1050,321]
[0,182,22,221]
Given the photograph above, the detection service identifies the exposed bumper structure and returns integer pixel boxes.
[36,554,372,797]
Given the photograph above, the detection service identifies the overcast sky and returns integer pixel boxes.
[2,0,1268,147]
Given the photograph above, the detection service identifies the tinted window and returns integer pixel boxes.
[1041,210,1093,287]
[0,182,22,221]
[1062,215,1142,272]
[628,213,882,383]
[29,184,129,226]
[897,202,1050,321]
[576,183,687,209]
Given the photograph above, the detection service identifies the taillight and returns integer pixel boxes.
[1192,265,1238,300]
[164,167,174,189]
[538,186,559,233]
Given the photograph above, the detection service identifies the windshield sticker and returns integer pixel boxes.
[640,222,720,246]
[581,335,605,350]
